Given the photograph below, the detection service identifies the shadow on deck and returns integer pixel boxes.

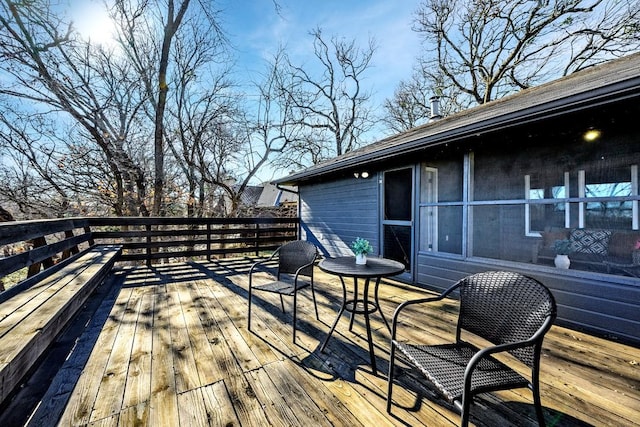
[1,257,638,426]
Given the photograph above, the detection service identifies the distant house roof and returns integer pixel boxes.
[274,52,640,185]
[239,186,264,206]
[257,183,297,207]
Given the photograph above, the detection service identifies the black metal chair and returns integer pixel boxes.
[387,271,557,427]
[248,240,319,343]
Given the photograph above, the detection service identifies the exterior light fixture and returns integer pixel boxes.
[354,171,370,179]
[583,128,601,142]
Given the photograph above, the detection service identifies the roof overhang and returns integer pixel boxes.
[274,53,640,186]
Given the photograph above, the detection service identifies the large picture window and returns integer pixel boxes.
[419,142,640,277]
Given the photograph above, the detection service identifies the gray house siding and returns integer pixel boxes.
[300,177,380,258]
[297,137,640,345]
[281,54,640,346]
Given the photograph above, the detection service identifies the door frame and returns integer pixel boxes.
[379,165,416,282]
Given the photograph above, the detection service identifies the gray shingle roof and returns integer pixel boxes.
[274,52,640,185]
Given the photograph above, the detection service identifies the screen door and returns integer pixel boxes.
[381,167,414,277]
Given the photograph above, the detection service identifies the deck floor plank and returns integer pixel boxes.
[177,282,220,387]
[57,286,134,426]
[201,380,243,426]
[193,279,264,374]
[89,287,142,422]
[6,258,637,427]
[148,287,180,426]
[166,283,201,394]
[121,292,154,411]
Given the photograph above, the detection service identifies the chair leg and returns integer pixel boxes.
[248,291,253,332]
[386,342,397,413]
[292,292,297,343]
[311,281,319,320]
[532,382,546,426]
[279,295,285,313]
[460,395,471,427]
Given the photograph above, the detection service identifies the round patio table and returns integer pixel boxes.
[318,256,405,375]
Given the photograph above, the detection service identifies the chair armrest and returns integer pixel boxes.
[249,249,280,282]
[462,314,555,386]
[390,284,460,340]
[293,257,317,284]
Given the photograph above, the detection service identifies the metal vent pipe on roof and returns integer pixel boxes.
[430,96,442,121]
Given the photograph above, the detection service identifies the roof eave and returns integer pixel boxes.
[274,55,640,186]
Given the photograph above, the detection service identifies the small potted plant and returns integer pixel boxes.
[351,237,373,265]
[552,239,573,269]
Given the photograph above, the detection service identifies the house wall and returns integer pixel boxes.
[297,117,640,346]
[300,176,380,258]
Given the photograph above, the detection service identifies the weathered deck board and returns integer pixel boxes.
[2,257,639,426]
[57,285,134,426]
[149,287,180,426]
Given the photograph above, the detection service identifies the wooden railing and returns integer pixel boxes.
[0,216,299,291]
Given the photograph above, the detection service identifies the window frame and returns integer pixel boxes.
[525,172,570,237]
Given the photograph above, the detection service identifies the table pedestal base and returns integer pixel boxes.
[320,275,390,375]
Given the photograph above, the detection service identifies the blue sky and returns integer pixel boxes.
[219,0,422,104]
[72,0,422,107]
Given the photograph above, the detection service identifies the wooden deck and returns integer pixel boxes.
[2,257,639,426]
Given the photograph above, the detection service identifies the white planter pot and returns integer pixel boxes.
[355,253,367,265]
[554,254,570,269]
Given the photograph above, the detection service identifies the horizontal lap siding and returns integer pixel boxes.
[300,178,379,258]
[416,254,640,346]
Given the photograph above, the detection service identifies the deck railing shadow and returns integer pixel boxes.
[190,259,391,383]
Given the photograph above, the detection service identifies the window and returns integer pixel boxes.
[579,167,638,229]
[418,161,463,255]
[418,138,639,277]
[525,173,569,236]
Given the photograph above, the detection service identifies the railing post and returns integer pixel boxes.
[27,236,52,277]
[62,229,81,260]
[85,225,95,246]
[146,224,152,267]
[207,223,212,262]
[255,223,260,256]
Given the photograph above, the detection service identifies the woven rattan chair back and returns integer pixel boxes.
[277,240,317,278]
[248,240,319,343]
[457,271,556,367]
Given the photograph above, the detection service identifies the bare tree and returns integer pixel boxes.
[112,0,190,215]
[220,49,305,216]
[383,70,463,133]
[164,8,236,218]
[0,0,150,216]
[112,0,227,216]
[281,28,377,163]
[383,78,431,134]
[0,112,69,217]
[412,0,640,107]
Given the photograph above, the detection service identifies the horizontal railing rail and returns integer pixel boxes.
[0,216,299,292]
